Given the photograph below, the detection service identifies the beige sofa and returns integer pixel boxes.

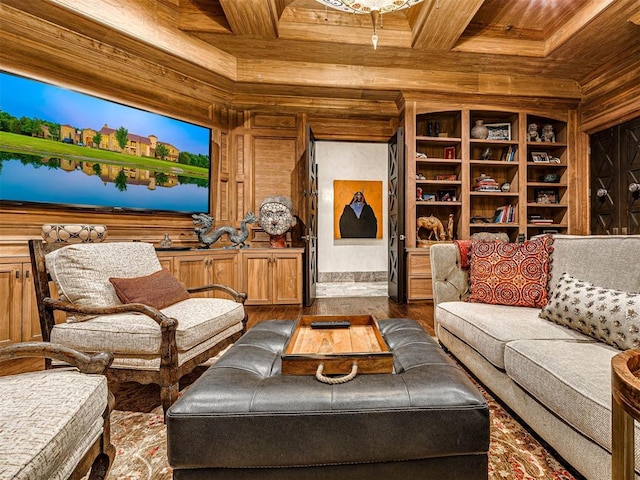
[430,235,640,480]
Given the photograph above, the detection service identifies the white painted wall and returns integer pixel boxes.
[316,141,388,274]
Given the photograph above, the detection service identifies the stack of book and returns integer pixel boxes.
[529,214,553,225]
[473,174,501,192]
[494,204,516,223]
[502,145,518,162]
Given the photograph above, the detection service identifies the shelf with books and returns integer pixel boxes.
[411,110,463,245]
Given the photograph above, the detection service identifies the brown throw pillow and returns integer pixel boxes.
[109,268,190,310]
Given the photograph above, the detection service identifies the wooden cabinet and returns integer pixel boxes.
[0,258,40,348]
[240,249,303,305]
[158,249,239,298]
[406,249,433,301]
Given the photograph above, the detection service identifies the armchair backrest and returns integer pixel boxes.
[29,240,162,332]
[45,242,161,312]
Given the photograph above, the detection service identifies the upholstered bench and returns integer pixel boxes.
[167,318,489,480]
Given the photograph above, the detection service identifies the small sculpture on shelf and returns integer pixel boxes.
[447,214,454,241]
[541,124,556,143]
[527,123,540,142]
[192,211,257,249]
[417,215,446,242]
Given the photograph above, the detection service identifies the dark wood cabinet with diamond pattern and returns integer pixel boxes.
[590,116,640,235]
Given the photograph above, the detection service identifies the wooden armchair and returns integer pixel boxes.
[0,342,115,480]
[29,239,248,415]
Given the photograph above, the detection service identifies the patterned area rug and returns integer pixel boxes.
[103,366,581,480]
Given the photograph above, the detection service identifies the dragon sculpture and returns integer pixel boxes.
[192,211,257,249]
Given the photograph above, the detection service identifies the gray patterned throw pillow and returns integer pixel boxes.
[540,272,640,350]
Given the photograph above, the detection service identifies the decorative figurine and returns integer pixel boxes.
[160,233,172,248]
[257,195,297,248]
[541,124,555,142]
[192,211,257,249]
[527,123,540,142]
[447,213,454,241]
[416,215,446,242]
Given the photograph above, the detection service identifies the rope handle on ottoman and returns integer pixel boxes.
[315,362,358,384]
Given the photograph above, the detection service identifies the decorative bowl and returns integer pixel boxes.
[41,224,108,243]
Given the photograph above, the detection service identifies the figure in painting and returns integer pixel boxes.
[339,191,377,238]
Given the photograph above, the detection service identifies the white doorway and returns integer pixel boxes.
[315,141,388,297]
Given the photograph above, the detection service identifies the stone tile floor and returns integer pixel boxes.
[315,281,388,298]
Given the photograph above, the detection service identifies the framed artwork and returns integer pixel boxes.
[443,146,456,159]
[422,193,436,201]
[535,188,558,204]
[437,189,456,202]
[531,151,550,163]
[333,180,383,239]
[485,123,511,141]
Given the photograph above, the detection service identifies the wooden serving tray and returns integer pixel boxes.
[281,315,393,375]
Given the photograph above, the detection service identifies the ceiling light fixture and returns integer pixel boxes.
[315,0,425,50]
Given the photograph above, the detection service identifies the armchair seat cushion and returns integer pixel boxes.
[50,297,245,356]
[0,369,108,480]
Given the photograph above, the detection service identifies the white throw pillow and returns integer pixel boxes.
[45,242,162,322]
[539,272,640,350]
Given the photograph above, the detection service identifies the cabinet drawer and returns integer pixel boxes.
[408,252,431,275]
[407,276,433,300]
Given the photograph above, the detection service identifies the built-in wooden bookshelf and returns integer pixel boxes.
[405,106,571,247]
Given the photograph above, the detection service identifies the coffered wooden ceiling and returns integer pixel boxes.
[2,0,640,111]
[178,0,640,92]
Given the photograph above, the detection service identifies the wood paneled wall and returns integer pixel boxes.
[1,1,638,256]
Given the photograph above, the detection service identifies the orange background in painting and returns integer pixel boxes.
[333,180,383,239]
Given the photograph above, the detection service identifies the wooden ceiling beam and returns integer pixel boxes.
[28,0,238,80]
[452,35,545,57]
[218,0,280,38]
[236,59,581,99]
[178,0,231,33]
[411,0,485,51]
[278,5,412,48]
[544,0,618,56]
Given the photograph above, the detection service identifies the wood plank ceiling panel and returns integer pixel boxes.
[218,0,279,37]
[411,0,485,51]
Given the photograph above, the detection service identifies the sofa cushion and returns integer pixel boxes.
[468,236,553,308]
[0,369,108,480]
[436,301,593,369]
[548,235,640,294]
[504,339,640,457]
[46,242,162,322]
[110,268,190,310]
[50,297,245,356]
[540,272,640,350]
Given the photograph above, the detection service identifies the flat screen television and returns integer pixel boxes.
[0,71,211,214]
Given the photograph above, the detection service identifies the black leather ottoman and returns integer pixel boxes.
[167,318,489,480]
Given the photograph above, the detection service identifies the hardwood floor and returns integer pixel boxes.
[245,297,435,336]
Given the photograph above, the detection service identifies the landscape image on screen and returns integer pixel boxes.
[0,71,211,214]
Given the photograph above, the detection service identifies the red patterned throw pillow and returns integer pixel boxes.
[468,236,553,308]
